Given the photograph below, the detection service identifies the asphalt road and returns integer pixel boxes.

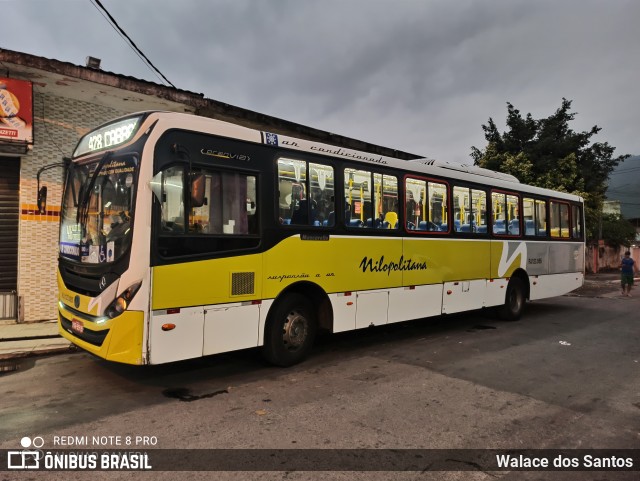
[1,290,639,481]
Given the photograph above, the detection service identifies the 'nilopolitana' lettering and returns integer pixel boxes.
[359,255,427,276]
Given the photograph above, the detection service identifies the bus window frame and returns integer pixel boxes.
[521,196,549,238]
[343,166,373,230]
[451,183,489,236]
[490,189,522,238]
[276,156,336,230]
[152,162,263,262]
[549,198,572,240]
[187,166,261,237]
[341,166,401,233]
[403,174,451,235]
[570,203,584,241]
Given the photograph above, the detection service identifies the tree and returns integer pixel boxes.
[471,99,629,241]
[601,213,637,247]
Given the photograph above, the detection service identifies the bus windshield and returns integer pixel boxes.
[59,155,138,264]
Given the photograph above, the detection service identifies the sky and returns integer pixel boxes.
[2,0,639,164]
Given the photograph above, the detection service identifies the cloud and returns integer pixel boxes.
[3,0,639,162]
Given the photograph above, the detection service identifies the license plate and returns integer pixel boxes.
[71,319,84,334]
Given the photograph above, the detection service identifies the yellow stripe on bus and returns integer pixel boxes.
[151,236,505,310]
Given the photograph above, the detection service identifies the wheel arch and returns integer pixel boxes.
[269,281,333,333]
[510,268,530,300]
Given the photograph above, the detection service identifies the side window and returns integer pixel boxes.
[430,182,448,231]
[374,173,399,229]
[187,171,258,235]
[405,178,424,229]
[491,192,520,236]
[523,198,535,235]
[310,163,335,227]
[160,166,185,233]
[550,201,570,238]
[491,192,506,235]
[405,177,448,232]
[343,169,398,229]
[344,168,371,228]
[453,186,469,232]
[506,194,520,235]
[278,158,306,225]
[560,203,570,238]
[278,158,334,227]
[452,186,487,233]
[535,199,547,236]
[523,198,547,236]
[472,189,488,233]
[571,204,583,239]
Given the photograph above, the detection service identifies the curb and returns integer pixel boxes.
[0,346,74,361]
[0,339,74,361]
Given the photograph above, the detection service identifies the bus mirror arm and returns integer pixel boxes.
[36,159,69,214]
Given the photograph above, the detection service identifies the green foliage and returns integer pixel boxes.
[471,99,629,241]
[601,213,637,247]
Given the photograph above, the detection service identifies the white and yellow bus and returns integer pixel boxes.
[50,111,585,366]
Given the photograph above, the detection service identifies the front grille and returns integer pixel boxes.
[231,272,254,296]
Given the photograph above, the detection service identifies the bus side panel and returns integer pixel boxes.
[490,240,585,300]
[329,293,357,333]
[388,285,443,323]
[530,272,584,300]
[203,303,260,355]
[402,238,491,286]
[485,278,509,307]
[523,242,550,275]
[401,238,490,314]
[151,253,264,309]
[262,235,403,298]
[355,290,388,328]
[149,306,204,364]
[442,279,487,314]
[150,254,263,363]
[548,242,585,274]
[491,240,527,279]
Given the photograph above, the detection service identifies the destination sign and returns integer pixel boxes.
[74,116,142,157]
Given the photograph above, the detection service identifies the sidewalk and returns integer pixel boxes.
[575,271,640,298]
[0,319,72,362]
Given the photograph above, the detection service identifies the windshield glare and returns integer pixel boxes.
[60,156,137,264]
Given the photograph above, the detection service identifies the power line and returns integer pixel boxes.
[89,0,175,88]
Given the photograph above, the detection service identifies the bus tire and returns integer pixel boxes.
[498,277,526,321]
[262,293,317,367]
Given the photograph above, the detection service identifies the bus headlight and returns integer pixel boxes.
[105,281,142,319]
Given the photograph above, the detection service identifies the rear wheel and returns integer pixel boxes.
[498,277,526,321]
[262,293,317,367]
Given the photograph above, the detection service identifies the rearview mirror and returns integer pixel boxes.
[190,174,206,208]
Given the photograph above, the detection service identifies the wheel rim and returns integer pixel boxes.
[509,286,523,313]
[282,309,308,352]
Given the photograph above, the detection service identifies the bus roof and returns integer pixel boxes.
[77,110,584,203]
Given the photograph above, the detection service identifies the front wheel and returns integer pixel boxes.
[262,293,317,367]
[498,277,526,321]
